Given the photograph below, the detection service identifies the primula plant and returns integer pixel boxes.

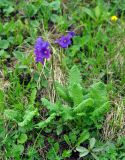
[36,66,110,147]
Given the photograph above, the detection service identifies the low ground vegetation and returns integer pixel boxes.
[0,0,125,159]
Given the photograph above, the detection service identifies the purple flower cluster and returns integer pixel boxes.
[34,31,75,65]
[55,31,75,48]
[34,37,51,65]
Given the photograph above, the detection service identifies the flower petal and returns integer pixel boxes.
[68,31,75,38]
[34,37,51,64]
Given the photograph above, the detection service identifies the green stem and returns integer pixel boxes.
[60,48,63,66]
[51,54,56,93]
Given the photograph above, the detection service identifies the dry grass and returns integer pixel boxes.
[0,70,10,91]
[48,54,67,103]
[102,27,125,140]
[103,96,125,140]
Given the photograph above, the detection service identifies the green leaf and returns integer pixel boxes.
[18,108,38,127]
[47,146,60,160]
[4,6,14,14]
[91,153,99,160]
[80,151,89,157]
[55,82,70,101]
[93,147,104,152]
[27,147,38,157]
[76,146,85,152]
[12,144,24,157]
[69,84,83,106]
[83,7,95,20]
[36,113,56,129]
[0,50,10,58]
[61,106,73,121]
[69,65,81,85]
[30,89,37,105]
[74,98,94,113]
[49,0,60,11]
[64,134,71,145]
[50,14,59,23]
[56,125,63,135]
[90,82,108,108]
[77,130,90,146]
[94,6,101,19]
[91,102,110,119]
[4,109,21,122]
[69,132,77,144]
[0,22,3,33]
[15,34,23,45]
[53,142,59,153]
[17,133,28,144]
[25,4,38,17]
[76,146,89,157]
[0,40,9,49]
[41,98,55,111]
[62,150,71,158]
[90,138,96,149]
[0,90,4,111]
[13,51,24,61]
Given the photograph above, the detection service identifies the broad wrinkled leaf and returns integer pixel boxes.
[69,84,83,106]
[90,82,108,108]
[74,98,94,113]
[93,147,104,152]
[91,153,99,160]
[77,130,90,146]
[61,106,73,121]
[76,146,89,157]
[36,113,56,129]
[30,89,37,105]
[18,108,38,127]
[90,138,96,149]
[55,82,70,101]
[49,0,60,11]
[69,65,81,85]
[76,146,85,152]
[41,98,56,111]
[0,40,9,49]
[92,102,110,119]
[4,109,21,122]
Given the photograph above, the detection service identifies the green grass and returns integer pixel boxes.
[0,0,125,159]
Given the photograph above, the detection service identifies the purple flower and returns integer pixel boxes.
[40,47,51,59]
[55,35,71,48]
[55,31,75,48]
[34,37,51,65]
[67,31,75,38]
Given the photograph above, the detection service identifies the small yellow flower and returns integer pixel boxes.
[111,15,118,22]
